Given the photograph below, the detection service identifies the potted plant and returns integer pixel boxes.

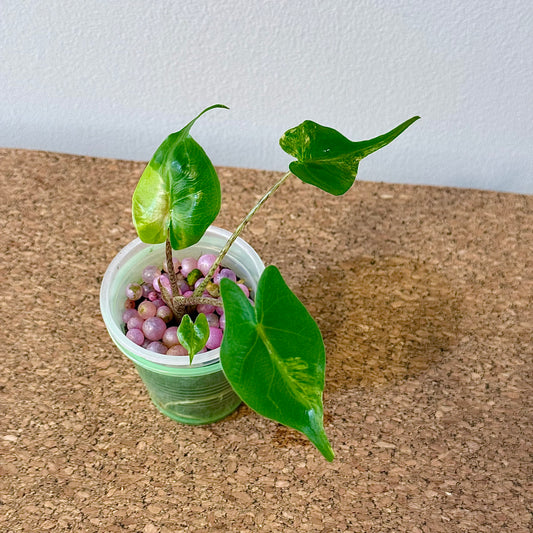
[100,104,419,461]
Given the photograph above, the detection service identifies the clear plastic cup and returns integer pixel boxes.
[100,226,265,425]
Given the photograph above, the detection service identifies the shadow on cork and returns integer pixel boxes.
[300,255,461,391]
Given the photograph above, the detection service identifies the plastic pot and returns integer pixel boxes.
[100,226,265,425]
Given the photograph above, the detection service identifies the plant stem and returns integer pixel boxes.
[159,285,174,312]
[166,238,180,298]
[173,295,222,307]
[194,171,292,297]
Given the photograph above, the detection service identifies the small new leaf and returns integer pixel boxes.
[177,313,210,364]
[279,116,420,195]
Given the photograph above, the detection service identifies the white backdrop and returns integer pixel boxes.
[1,0,532,193]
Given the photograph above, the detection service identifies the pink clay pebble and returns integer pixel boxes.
[146,341,167,354]
[205,313,219,328]
[178,279,190,294]
[162,326,179,347]
[180,257,197,277]
[197,304,215,314]
[142,316,166,341]
[197,254,217,276]
[153,274,172,294]
[122,308,139,323]
[138,300,157,319]
[127,316,144,330]
[126,328,144,346]
[141,283,153,298]
[125,282,143,300]
[142,265,160,284]
[166,344,188,356]
[156,305,173,323]
[214,268,237,284]
[124,299,136,309]
[206,327,224,350]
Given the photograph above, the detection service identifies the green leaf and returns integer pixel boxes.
[279,116,420,196]
[177,313,210,364]
[219,266,334,461]
[132,104,228,249]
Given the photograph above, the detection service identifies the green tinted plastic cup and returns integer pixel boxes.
[100,226,265,425]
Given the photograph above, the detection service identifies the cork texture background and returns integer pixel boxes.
[1,149,531,532]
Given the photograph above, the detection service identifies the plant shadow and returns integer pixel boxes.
[224,255,461,451]
[299,255,461,391]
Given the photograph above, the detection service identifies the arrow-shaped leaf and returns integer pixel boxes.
[279,116,420,196]
[132,104,227,249]
[177,313,210,364]
[219,266,334,461]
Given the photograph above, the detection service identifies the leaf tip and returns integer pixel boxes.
[312,432,335,462]
[323,446,335,462]
[202,103,230,114]
[310,430,335,462]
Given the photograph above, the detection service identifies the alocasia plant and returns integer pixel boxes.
[131,105,419,460]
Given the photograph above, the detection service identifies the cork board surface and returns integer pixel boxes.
[1,148,531,532]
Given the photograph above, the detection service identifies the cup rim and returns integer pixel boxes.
[100,226,264,372]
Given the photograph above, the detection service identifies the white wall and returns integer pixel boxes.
[1,0,532,193]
